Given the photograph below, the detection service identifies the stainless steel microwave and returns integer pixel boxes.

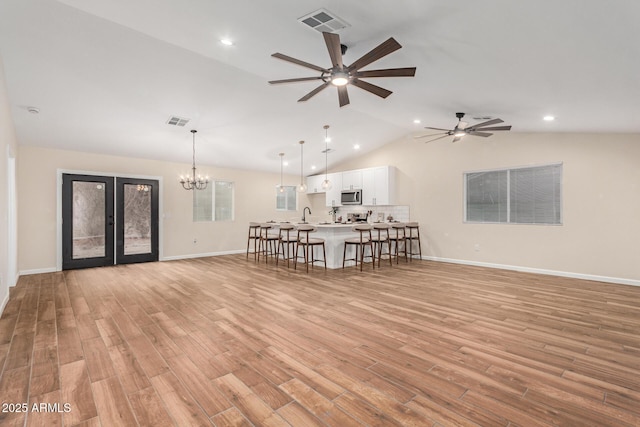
[341,189,362,205]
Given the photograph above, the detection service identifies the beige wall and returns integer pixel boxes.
[14,130,640,284]
[329,132,640,283]
[17,146,308,272]
[0,56,19,309]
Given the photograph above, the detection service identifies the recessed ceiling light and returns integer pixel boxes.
[353,144,360,150]
[413,119,421,124]
[283,161,289,166]
[220,38,233,46]
[543,115,555,121]
[27,106,40,114]
[311,165,317,170]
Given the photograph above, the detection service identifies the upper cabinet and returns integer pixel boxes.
[341,170,362,190]
[307,166,396,206]
[362,166,396,206]
[305,174,325,194]
[325,172,343,207]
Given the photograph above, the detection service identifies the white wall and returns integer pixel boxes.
[331,132,640,284]
[17,146,308,273]
[0,55,19,313]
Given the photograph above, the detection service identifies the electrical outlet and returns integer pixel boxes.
[474,243,480,252]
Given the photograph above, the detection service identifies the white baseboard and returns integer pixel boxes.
[423,256,640,287]
[161,249,245,261]
[0,292,9,317]
[19,267,58,276]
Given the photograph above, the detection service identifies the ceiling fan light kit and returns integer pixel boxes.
[269,31,416,107]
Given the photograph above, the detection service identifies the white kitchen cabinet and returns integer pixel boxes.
[305,174,325,194]
[341,169,362,190]
[325,172,343,207]
[362,166,396,205]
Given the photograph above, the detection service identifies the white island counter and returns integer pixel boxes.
[307,222,369,269]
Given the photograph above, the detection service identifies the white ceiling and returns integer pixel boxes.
[1,0,639,174]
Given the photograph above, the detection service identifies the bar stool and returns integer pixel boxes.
[246,222,261,260]
[294,225,326,272]
[371,223,393,268]
[257,223,279,263]
[276,223,297,268]
[343,224,374,271]
[389,223,408,264]
[405,222,422,261]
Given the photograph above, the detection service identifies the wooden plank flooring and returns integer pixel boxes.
[1,255,639,426]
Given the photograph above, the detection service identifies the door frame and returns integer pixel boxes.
[56,169,163,271]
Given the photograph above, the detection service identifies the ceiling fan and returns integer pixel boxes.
[415,112,512,143]
[269,32,416,107]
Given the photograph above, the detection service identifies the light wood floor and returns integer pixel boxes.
[1,255,639,426]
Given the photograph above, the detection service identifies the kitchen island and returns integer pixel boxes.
[305,222,370,269]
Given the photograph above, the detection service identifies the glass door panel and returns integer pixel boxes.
[72,181,107,258]
[123,183,152,255]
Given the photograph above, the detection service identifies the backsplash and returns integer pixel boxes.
[332,205,410,223]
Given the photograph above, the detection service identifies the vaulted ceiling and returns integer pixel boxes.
[1,0,639,174]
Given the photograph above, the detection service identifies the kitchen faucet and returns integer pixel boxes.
[302,207,311,223]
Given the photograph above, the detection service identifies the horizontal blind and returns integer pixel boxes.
[466,170,508,222]
[465,163,562,225]
[510,164,562,224]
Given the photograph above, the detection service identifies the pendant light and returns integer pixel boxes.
[321,125,332,190]
[180,130,209,190]
[297,141,307,192]
[277,152,285,193]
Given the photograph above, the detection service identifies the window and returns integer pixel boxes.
[193,180,234,222]
[276,186,297,211]
[465,163,562,224]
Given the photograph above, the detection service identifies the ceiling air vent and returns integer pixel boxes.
[166,116,190,126]
[298,8,350,33]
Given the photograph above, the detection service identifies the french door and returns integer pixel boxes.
[62,174,159,270]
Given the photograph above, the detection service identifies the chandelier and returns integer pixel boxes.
[180,129,209,190]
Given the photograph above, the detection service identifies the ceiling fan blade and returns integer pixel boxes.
[413,131,447,139]
[466,131,493,137]
[323,32,344,69]
[348,37,402,72]
[350,79,392,98]
[424,126,452,132]
[269,76,326,84]
[471,125,512,132]
[337,85,350,107]
[298,82,330,102]
[271,53,329,73]
[469,118,504,129]
[423,134,451,143]
[354,67,416,78]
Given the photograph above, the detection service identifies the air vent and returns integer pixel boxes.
[298,8,350,33]
[166,116,190,126]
